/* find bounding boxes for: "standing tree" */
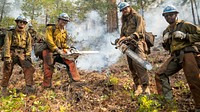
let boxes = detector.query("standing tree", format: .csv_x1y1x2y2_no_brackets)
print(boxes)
0,0,11,22
107,0,118,32
193,0,200,25
21,0,42,23
190,0,196,24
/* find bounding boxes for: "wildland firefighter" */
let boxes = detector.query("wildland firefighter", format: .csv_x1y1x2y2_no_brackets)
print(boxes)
28,23,37,45
42,13,81,88
116,2,150,96
1,15,35,96
155,5,200,111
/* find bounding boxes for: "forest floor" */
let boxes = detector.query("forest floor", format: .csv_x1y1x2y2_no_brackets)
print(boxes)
0,49,196,112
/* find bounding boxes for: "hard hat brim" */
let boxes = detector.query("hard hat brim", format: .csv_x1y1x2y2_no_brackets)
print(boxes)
15,20,28,23
162,11,179,16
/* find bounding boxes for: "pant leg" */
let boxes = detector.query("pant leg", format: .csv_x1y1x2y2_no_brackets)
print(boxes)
127,56,140,86
42,50,54,87
63,59,80,81
19,57,35,86
182,53,200,109
133,42,149,86
155,57,182,100
1,61,14,87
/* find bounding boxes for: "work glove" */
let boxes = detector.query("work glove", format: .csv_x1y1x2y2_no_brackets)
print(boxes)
120,43,128,53
25,55,32,63
172,31,187,40
55,48,66,55
4,57,12,67
163,32,170,42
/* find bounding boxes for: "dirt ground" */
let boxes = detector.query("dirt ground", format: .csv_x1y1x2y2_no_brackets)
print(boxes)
0,49,197,112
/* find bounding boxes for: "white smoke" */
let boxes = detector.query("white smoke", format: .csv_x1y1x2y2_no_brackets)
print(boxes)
67,11,121,71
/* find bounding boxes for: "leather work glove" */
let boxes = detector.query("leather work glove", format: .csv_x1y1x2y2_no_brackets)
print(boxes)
172,31,187,40
4,57,12,67
63,48,71,54
163,32,170,42
55,48,66,55
25,55,32,63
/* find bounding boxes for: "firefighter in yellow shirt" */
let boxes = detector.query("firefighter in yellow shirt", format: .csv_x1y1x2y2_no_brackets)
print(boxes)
42,13,80,88
1,15,35,96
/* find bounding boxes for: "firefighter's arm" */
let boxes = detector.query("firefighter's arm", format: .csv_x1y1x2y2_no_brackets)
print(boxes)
3,31,12,60
162,32,170,51
45,26,57,52
184,22,200,43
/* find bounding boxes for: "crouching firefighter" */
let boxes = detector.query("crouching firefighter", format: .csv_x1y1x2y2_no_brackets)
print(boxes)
42,13,81,88
1,15,35,96
155,5,200,111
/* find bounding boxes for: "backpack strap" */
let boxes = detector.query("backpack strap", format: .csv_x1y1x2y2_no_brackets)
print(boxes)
176,20,185,31
52,25,56,38
11,30,29,48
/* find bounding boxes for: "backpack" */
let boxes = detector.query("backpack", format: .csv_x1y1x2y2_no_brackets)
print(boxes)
0,28,7,49
34,24,56,59
144,31,156,54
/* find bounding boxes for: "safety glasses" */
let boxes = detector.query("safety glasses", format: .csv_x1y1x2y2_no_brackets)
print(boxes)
19,21,27,24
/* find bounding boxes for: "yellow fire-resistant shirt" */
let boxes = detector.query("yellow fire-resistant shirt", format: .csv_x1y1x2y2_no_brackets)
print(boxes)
45,24,69,52
3,28,32,58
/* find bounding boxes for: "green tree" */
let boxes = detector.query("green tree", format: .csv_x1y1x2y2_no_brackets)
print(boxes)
21,0,43,22
0,17,15,27
39,0,75,24
0,0,12,22
74,0,109,21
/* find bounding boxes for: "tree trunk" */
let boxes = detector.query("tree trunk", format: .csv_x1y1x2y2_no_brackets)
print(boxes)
190,0,196,24
0,0,6,22
107,0,118,33
31,0,35,21
193,0,200,25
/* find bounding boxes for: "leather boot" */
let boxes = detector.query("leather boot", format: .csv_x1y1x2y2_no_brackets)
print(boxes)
134,85,143,96
25,85,35,94
1,87,9,97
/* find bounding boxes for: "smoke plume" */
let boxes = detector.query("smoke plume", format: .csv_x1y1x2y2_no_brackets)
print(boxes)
67,11,121,71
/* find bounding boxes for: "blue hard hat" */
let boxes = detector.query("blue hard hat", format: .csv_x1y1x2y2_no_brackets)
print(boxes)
15,15,28,23
118,2,130,12
58,13,70,21
162,5,179,16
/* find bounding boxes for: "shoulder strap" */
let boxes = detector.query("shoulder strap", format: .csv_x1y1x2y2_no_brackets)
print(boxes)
11,30,15,44
52,25,56,37
176,20,185,31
